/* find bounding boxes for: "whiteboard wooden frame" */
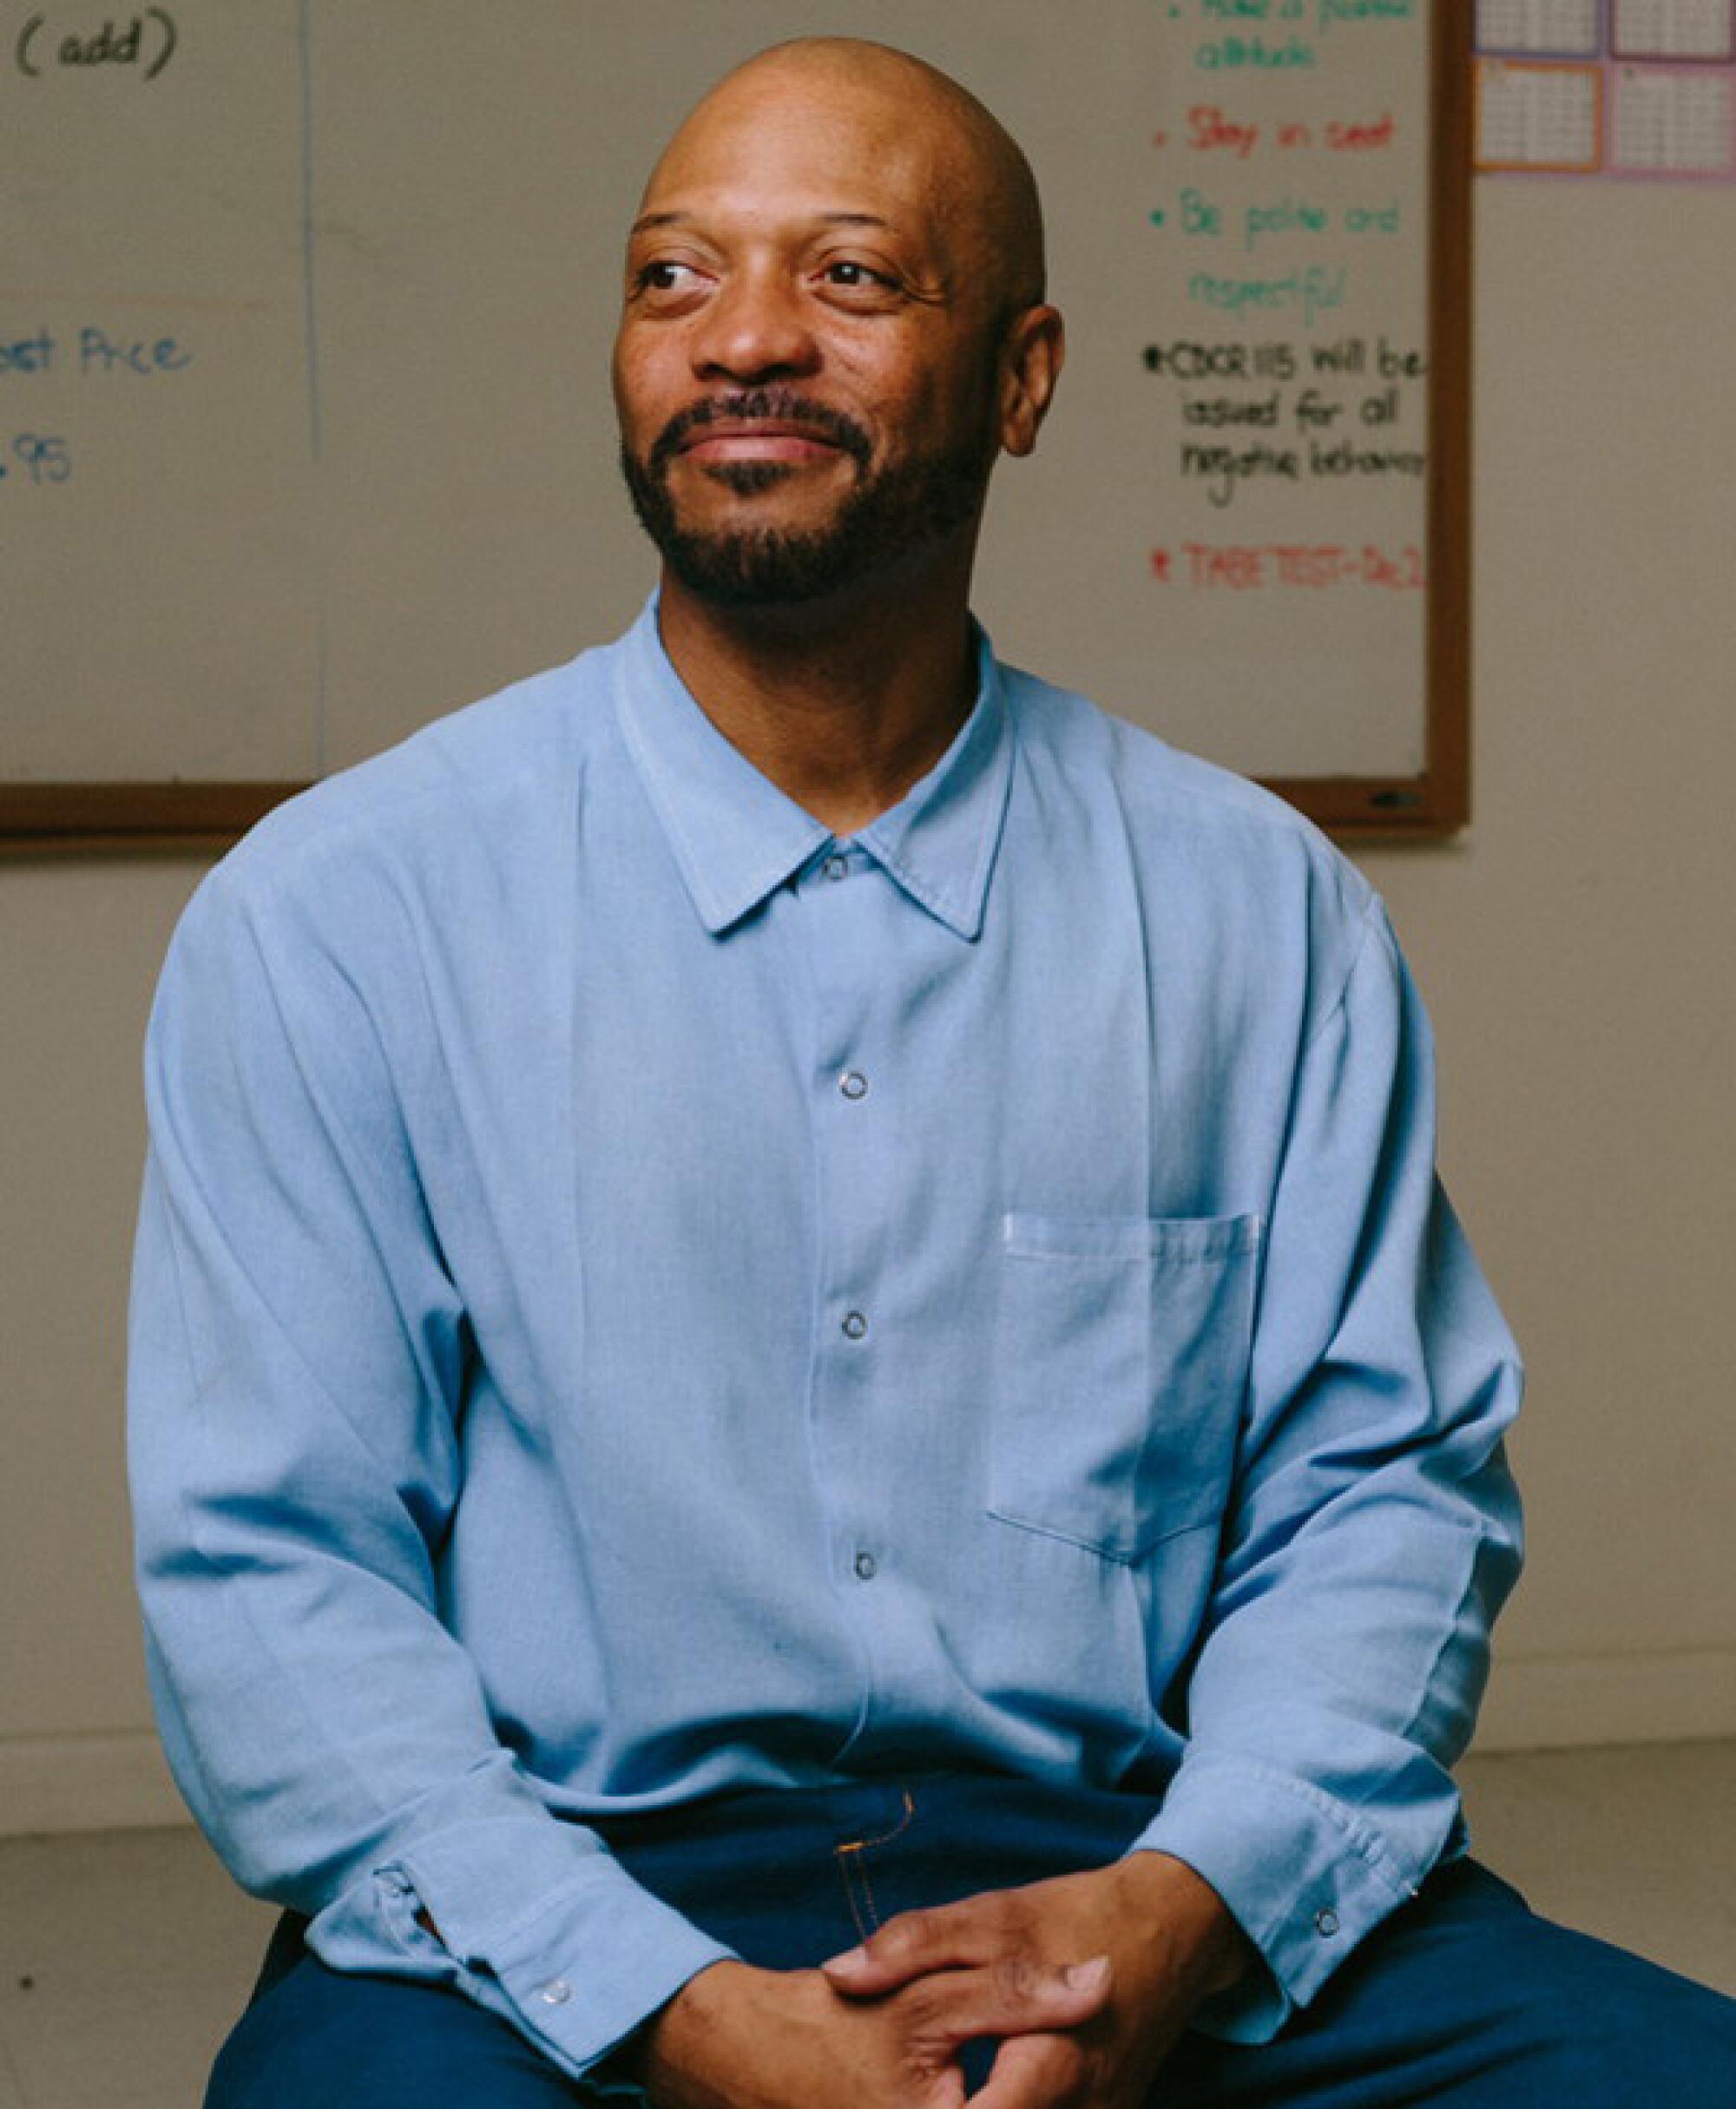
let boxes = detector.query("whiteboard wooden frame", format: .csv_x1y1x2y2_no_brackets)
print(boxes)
2,6,1471,853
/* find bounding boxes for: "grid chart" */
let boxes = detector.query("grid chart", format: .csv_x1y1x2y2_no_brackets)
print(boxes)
1475,0,1736,175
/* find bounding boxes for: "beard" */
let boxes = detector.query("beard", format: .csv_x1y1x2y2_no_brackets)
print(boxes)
619,387,995,608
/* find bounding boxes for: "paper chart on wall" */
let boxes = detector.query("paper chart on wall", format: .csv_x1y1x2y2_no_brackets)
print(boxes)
1476,0,1736,175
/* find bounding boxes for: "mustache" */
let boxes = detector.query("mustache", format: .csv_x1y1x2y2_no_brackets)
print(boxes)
649,389,873,471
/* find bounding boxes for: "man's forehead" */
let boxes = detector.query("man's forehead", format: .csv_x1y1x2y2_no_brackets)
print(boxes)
631,206,905,240
636,61,966,226
632,41,1046,307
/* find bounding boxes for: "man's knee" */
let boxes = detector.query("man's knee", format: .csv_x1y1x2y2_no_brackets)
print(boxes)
206,1955,583,2109
1538,1960,1736,2105
1394,1889,1736,2107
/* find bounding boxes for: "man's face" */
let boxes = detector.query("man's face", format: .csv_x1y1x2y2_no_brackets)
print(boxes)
612,67,1010,607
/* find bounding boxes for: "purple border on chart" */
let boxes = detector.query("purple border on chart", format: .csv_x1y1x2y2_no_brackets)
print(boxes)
1610,0,1735,63
1472,0,1736,184
1474,0,1608,60
1607,59,1736,175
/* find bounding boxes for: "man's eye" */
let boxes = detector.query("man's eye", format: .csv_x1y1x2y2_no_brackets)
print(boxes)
636,260,698,294
822,260,894,291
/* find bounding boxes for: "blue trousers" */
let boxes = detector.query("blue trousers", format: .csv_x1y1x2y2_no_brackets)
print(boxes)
208,1773,1736,2106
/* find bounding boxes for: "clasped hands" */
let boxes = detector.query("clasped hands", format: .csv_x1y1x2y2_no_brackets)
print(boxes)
635,1850,1251,2109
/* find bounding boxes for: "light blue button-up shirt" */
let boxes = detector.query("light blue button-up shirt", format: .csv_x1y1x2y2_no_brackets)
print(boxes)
128,599,1522,2080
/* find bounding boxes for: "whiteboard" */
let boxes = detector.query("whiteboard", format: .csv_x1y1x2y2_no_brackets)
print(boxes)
0,0,1464,839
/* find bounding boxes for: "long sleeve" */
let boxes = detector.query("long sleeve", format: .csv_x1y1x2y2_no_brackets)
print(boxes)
127,864,731,2081
1133,899,1524,2040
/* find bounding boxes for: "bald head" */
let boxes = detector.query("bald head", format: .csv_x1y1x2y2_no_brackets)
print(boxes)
644,38,1048,320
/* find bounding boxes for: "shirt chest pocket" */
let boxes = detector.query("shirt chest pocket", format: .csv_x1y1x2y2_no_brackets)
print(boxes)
990,1212,1261,1563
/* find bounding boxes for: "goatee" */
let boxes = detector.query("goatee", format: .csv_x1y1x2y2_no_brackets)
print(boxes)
620,388,993,607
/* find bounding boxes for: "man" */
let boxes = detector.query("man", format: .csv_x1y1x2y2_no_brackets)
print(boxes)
129,36,1734,2109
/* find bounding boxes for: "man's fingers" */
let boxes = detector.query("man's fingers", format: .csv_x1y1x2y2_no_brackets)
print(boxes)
970,2028,1088,2109
897,1956,1113,2054
825,1899,1003,1994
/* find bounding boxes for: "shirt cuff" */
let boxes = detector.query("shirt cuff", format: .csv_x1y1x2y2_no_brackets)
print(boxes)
1129,1752,1424,2043
316,1810,735,2081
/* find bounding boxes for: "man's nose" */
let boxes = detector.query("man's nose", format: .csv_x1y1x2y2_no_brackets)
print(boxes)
689,268,820,382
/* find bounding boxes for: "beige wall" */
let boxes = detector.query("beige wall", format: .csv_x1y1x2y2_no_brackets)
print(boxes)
1366,178,1736,1749
3,177,1732,1835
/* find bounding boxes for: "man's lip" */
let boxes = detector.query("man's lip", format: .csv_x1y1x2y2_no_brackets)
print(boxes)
676,424,846,457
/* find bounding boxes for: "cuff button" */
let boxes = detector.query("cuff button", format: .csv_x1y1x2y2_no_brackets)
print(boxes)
538,1979,572,2006
1314,1908,1340,1938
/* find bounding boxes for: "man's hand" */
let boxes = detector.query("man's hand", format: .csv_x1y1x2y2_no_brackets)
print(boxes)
819,1851,1254,2109
635,1951,1115,2109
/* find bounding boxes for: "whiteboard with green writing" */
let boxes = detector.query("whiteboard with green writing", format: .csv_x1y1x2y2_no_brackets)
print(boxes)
0,0,1465,842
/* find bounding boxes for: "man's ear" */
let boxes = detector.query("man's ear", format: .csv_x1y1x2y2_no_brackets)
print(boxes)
997,305,1066,458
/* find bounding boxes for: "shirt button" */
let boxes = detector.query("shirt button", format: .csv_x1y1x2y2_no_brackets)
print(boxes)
854,1551,878,1580
839,1071,868,1100
823,855,848,882
842,1311,868,1341
1314,1909,1340,1938
538,1978,572,2005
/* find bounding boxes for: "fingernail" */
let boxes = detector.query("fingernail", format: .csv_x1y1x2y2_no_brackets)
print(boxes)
1063,1956,1110,1990
824,1946,867,1974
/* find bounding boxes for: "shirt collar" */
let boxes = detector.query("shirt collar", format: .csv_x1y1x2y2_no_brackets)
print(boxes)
613,595,1013,942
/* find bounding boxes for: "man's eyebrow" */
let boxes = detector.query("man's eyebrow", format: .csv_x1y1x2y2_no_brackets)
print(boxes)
628,209,897,237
